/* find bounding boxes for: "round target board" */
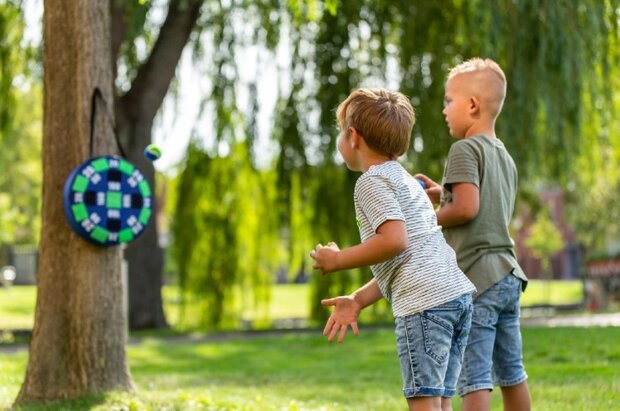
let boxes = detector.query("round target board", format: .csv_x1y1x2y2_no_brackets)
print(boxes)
63,155,152,246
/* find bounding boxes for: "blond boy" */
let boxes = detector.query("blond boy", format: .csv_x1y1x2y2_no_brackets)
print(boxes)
416,58,532,411
311,88,475,411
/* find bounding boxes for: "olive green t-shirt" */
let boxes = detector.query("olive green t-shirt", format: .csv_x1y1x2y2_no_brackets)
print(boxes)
440,135,527,296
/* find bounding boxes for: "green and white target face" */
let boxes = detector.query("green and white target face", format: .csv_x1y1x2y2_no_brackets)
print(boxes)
63,156,152,246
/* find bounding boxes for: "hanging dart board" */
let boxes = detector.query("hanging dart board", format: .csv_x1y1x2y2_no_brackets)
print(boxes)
63,155,152,246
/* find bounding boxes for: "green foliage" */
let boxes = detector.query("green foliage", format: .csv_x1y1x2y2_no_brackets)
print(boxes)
0,1,41,246
169,0,620,326
0,1,20,133
525,206,565,275
171,143,280,329
484,1,619,185
273,1,620,320
8,0,619,328
567,57,620,253
114,0,153,91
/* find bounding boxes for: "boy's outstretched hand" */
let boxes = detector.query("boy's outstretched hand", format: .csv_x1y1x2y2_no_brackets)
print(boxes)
321,295,361,343
413,173,442,204
309,241,340,275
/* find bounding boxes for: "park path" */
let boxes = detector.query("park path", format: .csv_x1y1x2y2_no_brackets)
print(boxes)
520,311,620,327
1,311,620,354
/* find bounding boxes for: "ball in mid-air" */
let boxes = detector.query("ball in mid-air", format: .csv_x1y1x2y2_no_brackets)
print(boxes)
144,144,162,161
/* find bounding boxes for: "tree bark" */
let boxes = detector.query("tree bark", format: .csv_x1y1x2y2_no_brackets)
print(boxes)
120,119,168,330
114,0,203,330
15,0,133,404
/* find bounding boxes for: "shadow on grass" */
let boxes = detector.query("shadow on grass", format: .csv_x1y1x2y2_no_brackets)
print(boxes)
2,327,620,410
128,329,401,396
8,393,107,411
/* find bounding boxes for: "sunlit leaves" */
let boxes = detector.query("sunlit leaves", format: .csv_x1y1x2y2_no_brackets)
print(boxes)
0,1,41,246
324,0,337,16
567,60,620,254
270,0,620,318
0,1,22,134
166,0,620,327
114,0,154,91
172,143,279,328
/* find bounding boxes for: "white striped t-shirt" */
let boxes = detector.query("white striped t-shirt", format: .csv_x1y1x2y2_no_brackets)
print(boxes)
354,161,475,317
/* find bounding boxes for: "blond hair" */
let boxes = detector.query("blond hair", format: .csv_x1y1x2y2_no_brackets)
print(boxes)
448,58,507,118
336,88,415,158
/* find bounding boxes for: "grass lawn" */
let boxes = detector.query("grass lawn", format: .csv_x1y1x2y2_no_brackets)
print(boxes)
0,280,585,331
0,327,619,410
0,287,37,330
163,283,313,330
520,280,584,307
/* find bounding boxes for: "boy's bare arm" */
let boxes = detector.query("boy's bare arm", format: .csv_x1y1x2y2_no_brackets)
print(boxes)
351,277,384,308
321,278,383,343
310,220,407,275
436,182,479,227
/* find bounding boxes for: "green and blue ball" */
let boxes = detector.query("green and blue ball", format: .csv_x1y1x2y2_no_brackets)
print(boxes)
144,144,162,161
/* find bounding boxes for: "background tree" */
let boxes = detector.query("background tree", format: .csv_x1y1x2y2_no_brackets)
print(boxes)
567,49,620,256
15,0,133,404
110,0,203,330
170,0,297,328
0,0,41,249
263,0,617,321
166,0,620,327
525,206,565,301
5,0,620,331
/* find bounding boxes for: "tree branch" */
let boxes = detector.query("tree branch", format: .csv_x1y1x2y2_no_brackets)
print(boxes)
109,0,128,66
119,0,203,122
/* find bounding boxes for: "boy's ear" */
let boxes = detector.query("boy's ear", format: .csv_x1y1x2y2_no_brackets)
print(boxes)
469,96,480,114
349,127,362,148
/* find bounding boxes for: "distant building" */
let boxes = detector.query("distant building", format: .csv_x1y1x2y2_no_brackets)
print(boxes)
514,188,583,280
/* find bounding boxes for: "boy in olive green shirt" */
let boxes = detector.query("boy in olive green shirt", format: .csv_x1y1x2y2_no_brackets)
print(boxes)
416,58,531,411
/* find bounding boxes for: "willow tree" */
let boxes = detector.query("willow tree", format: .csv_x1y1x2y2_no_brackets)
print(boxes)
111,0,282,330
460,1,620,258
273,0,620,320
567,45,620,254
168,0,375,329
171,0,290,328
295,0,619,187
0,1,41,248
167,0,620,327
16,0,133,405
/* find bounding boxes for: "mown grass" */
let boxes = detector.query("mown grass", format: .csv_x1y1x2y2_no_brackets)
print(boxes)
0,327,619,410
0,287,36,330
0,280,585,331
520,280,583,306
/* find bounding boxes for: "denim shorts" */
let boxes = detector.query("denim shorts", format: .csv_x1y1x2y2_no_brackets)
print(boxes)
457,274,528,396
395,293,473,398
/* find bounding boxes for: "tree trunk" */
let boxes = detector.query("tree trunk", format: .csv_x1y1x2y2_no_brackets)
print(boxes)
123,119,167,329
113,0,203,330
15,0,133,404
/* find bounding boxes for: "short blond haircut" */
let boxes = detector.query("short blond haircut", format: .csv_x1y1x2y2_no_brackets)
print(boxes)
448,58,507,118
336,88,415,158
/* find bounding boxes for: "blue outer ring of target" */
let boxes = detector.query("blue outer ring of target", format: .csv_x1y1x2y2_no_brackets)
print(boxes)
62,155,152,246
